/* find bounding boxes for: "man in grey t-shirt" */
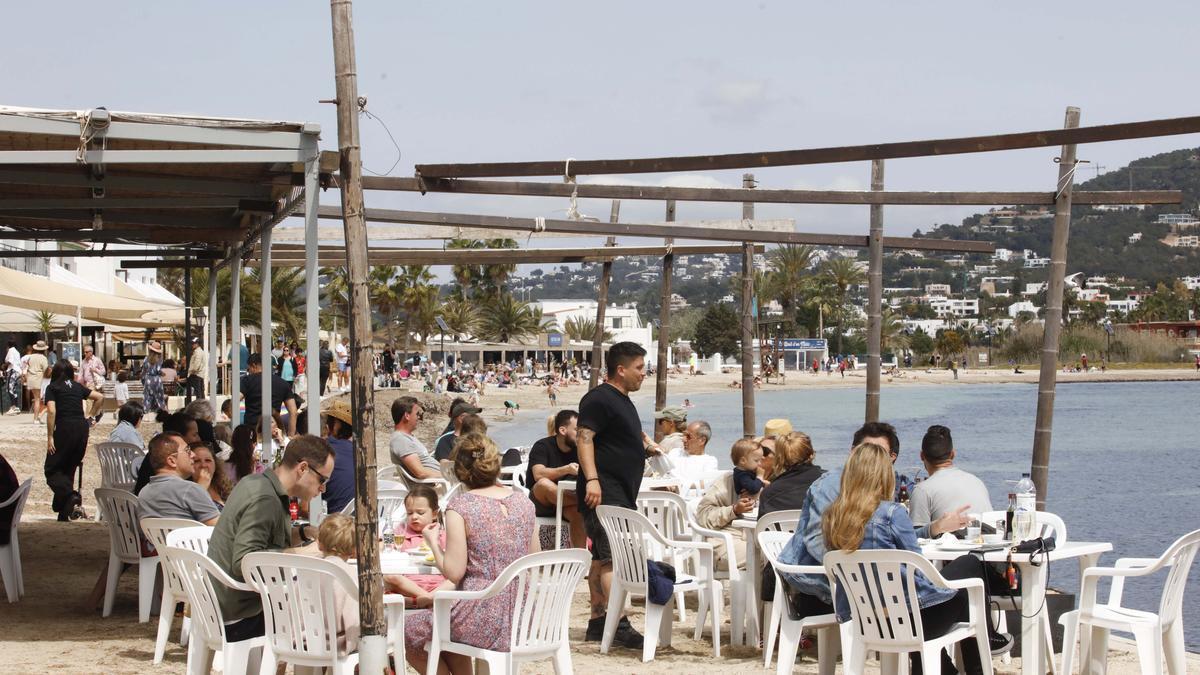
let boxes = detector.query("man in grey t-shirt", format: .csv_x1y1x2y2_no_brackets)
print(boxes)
388,396,441,479
909,424,992,527
136,432,220,525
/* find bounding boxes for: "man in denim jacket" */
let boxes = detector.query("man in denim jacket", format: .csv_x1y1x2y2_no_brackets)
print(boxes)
779,421,971,610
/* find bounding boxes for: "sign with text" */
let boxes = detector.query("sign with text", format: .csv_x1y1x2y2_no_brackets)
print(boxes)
547,332,564,347
781,338,827,350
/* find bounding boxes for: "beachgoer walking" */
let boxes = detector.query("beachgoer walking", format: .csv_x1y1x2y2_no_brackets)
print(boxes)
45,360,104,521
187,338,208,398
141,341,166,418
1081,353,1088,371
26,341,49,423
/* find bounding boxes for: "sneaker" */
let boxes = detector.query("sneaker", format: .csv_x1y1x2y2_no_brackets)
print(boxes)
612,618,644,650
584,616,606,641
989,631,1014,656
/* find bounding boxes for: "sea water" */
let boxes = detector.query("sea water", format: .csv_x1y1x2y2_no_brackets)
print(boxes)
490,379,1200,649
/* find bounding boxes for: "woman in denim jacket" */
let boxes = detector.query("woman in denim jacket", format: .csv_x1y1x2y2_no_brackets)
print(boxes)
814,443,1009,674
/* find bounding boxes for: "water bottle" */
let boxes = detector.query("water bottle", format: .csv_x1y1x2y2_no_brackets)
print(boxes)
1014,473,1037,541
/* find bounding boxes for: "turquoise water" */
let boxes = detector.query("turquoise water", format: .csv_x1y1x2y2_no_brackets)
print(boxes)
491,379,1200,649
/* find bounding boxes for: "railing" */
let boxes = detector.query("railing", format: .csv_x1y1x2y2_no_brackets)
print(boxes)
0,243,48,276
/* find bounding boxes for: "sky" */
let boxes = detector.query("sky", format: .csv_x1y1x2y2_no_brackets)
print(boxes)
6,1,1200,270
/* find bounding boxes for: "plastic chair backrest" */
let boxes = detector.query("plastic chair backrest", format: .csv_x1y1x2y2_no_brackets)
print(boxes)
94,488,145,564
1158,528,1200,621
597,506,664,589
635,490,691,557
503,549,590,651
825,549,951,651
681,470,730,501
376,466,397,481
163,544,241,647
378,479,403,491
166,525,214,555
242,551,358,664
755,509,801,545
757,529,793,566
141,518,203,594
96,442,144,491
0,479,32,542
341,486,409,520
980,509,1067,543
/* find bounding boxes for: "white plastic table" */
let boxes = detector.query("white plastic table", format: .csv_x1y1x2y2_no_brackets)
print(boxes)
377,549,439,576
730,517,761,647
554,476,682,550
922,539,1112,675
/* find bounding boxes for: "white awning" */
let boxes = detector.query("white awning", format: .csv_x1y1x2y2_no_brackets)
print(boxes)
0,265,184,325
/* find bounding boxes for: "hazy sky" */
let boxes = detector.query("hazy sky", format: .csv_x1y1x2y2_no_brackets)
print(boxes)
7,2,1200,250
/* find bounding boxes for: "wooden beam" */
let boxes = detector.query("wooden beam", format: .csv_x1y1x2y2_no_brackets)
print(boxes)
414,115,1200,178
0,197,275,211
0,226,244,244
0,209,236,229
120,259,216,269
315,206,995,252
359,175,1180,206
0,168,275,198
0,248,217,259
255,246,754,267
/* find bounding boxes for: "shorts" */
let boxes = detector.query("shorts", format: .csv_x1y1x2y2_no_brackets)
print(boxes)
337,361,349,373
582,507,611,562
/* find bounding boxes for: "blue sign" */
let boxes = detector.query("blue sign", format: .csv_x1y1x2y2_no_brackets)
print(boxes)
547,332,564,347
781,338,827,350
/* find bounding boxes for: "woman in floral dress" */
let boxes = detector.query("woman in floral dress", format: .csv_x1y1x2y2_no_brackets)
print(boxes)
406,432,536,675
140,340,166,418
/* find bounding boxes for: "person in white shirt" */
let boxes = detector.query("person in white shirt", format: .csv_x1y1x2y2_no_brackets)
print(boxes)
187,338,208,399
908,424,993,528
335,338,350,391
669,420,719,480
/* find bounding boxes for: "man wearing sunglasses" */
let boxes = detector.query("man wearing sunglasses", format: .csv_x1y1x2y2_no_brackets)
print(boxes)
208,434,335,642
136,431,220,526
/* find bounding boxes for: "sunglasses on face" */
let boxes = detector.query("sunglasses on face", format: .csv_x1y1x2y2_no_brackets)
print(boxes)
309,464,330,487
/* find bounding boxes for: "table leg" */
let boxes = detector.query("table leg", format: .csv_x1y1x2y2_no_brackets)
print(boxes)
745,534,760,646
1020,561,1047,675
1076,554,1107,675
554,484,565,551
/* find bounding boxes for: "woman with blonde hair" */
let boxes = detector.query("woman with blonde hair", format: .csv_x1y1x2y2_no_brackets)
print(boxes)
823,442,1009,675
404,432,537,675
757,431,824,601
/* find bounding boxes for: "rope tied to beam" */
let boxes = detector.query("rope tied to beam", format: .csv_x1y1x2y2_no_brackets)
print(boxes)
75,110,109,164
1054,157,1084,201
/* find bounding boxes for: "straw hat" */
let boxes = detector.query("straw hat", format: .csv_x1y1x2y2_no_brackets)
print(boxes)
763,418,793,438
32,340,47,351
147,340,163,354
323,399,354,427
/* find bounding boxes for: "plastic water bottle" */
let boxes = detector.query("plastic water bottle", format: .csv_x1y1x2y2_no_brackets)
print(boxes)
1014,473,1037,541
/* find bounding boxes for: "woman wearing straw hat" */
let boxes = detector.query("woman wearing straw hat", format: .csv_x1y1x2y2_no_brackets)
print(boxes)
141,340,166,418
25,341,49,423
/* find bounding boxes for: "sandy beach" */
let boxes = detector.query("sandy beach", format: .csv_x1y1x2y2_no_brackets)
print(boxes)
1,367,1196,674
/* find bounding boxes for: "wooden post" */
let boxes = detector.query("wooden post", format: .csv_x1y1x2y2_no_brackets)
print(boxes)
1031,107,1081,510
184,267,193,405
260,230,273,452
741,174,756,438
230,254,241,419
303,137,321,436
589,201,619,390
865,159,885,422
207,265,218,401
655,200,675,427
328,0,386,669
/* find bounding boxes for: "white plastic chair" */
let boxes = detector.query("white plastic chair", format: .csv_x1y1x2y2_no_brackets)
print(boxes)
825,549,993,675
162,545,268,675
636,490,698,622
1060,528,1200,675
94,487,158,622
96,441,145,492
425,549,590,675
981,508,1066,669
141,517,203,663
512,470,567,550
498,461,523,488
242,551,365,675
596,505,723,662
758,530,841,675
754,510,802,668
341,487,409,523
165,525,214,554
0,479,32,602
378,479,404,491
679,470,730,502
395,461,452,496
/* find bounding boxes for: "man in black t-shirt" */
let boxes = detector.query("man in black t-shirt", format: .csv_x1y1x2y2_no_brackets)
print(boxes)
318,341,334,397
240,354,299,437
526,409,582,546
577,341,663,648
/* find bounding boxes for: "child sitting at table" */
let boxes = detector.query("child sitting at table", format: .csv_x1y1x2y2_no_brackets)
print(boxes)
316,514,361,654
731,438,769,497
384,484,451,608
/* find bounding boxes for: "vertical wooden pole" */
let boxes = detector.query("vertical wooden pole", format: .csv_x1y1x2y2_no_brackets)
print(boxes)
230,254,241,420
589,201,619,390
1031,106,1081,511
741,174,756,439
303,137,321,436
260,230,273,450
654,200,675,429
329,0,385,669
865,159,885,423
184,268,193,405
207,265,218,401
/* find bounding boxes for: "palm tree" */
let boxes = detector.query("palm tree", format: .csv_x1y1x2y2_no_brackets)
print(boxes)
32,310,56,343
441,298,478,341
248,267,306,343
395,265,436,354
821,257,866,354
480,238,518,299
563,316,613,343
767,244,815,332
879,307,911,354
369,266,400,344
477,294,546,343
320,266,351,332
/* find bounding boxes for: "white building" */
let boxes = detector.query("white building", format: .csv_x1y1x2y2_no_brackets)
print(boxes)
1156,213,1199,226
925,283,952,297
1128,232,1143,243
1024,282,1047,296
903,319,946,336
1167,234,1200,248
930,298,979,318
1106,298,1139,315
1024,257,1050,268
992,248,1014,262
535,299,653,351
1008,301,1039,318
1183,276,1200,291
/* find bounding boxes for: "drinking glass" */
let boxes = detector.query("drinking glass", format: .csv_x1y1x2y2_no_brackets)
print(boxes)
966,516,982,544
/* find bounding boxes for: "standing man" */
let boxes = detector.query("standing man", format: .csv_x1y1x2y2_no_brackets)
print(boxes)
318,340,334,398
208,435,334,641
389,396,441,481
335,337,350,392
187,338,208,399
577,341,662,648
239,354,299,437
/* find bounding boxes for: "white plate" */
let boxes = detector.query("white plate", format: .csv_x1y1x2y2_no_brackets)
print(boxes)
938,541,982,551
